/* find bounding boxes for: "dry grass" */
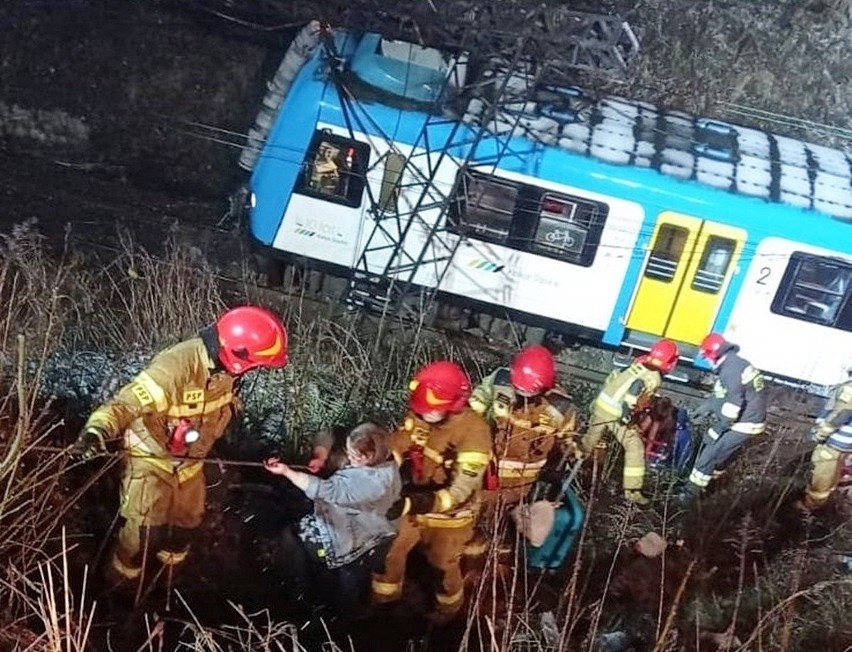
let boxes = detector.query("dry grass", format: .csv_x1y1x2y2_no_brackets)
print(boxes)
611,0,852,150
2,220,852,650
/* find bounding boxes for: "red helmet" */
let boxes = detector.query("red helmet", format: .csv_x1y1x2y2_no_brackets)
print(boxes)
641,339,680,373
216,306,288,374
408,361,471,416
699,332,727,364
510,345,556,395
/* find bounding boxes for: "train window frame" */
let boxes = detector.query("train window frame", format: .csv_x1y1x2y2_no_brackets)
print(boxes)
771,252,852,331
644,224,689,283
449,172,519,244
448,170,609,267
294,130,371,208
690,236,736,294
528,193,605,267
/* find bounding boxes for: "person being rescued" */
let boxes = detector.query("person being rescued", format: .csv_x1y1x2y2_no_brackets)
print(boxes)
371,361,492,621
467,345,579,555
582,339,680,506
635,395,678,468
263,422,401,623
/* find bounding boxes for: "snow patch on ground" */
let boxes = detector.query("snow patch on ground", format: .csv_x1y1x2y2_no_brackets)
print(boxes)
0,102,89,147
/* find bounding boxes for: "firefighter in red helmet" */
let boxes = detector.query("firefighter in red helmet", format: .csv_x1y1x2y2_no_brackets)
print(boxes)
467,345,578,553
679,333,766,502
372,361,492,619
72,306,288,583
582,339,679,505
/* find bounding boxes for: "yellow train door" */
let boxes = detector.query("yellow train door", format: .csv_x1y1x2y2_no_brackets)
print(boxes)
625,211,746,345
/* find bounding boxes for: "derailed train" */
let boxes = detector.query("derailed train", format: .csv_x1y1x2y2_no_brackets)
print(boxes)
239,24,852,390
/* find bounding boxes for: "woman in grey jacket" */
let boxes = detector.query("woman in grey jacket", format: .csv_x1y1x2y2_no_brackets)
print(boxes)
264,422,401,620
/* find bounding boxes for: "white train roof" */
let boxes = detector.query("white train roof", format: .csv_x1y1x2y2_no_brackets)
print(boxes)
462,69,852,221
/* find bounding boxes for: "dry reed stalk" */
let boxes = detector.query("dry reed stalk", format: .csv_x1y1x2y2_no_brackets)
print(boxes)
584,504,634,651
557,455,599,649
651,559,697,652
778,537,809,652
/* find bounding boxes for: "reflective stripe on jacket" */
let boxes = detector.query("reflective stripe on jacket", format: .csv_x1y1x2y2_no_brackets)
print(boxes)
391,408,492,520
712,345,766,435
594,363,661,420
85,336,238,478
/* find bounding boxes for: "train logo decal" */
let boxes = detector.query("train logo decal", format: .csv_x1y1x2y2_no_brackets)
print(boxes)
293,219,345,244
467,258,505,273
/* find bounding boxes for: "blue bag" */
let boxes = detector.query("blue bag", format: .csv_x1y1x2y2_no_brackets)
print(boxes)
525,476,585,570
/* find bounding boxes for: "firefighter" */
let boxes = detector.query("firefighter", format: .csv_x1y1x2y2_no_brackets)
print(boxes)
468,345,578,547
681,333,766,500
582,339,680,505
72,305,288,582
797,360,852,511
371,361,492,618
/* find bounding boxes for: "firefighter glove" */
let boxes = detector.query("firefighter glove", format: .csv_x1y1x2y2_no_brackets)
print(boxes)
809,423,833,444
403,488,435,515
386,497,409,520
72,427,108,461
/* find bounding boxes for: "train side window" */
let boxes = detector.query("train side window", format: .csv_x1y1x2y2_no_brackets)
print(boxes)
295,131,370,208
530,195,592,264
451,173,518,243
644,225,689,282
773,253,852,329
691,236,735,293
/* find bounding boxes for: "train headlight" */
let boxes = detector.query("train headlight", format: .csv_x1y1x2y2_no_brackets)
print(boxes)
249,192,257,209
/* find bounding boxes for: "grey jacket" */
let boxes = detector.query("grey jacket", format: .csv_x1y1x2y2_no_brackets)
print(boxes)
302,460,401,569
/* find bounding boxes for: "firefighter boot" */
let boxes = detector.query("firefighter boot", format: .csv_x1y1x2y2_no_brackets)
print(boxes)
671,482,701,508
624,490,650,506
795,494,827,514
106,520,149,588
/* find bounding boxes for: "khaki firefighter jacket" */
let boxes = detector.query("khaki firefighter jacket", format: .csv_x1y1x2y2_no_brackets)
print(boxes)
594,362,661,423
470,367,577,487
815,378,852,452
391,408,492,524
84,333,237,482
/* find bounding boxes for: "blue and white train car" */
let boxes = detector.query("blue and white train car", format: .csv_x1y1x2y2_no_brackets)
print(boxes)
241,24,852,389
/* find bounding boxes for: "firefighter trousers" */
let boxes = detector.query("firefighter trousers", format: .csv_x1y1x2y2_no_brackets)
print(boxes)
372,515,474,614
465,484,534,557
806,443,844,507
113,458,205,579
687,430,749,492
583,408,645,491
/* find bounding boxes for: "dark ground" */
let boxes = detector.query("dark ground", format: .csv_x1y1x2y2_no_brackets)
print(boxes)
0,0,280,258
3,2,852,650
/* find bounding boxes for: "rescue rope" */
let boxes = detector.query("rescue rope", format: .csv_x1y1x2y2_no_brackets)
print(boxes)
2,444,309,470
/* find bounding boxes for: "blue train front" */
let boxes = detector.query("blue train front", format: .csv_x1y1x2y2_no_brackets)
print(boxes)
240,24,852,389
